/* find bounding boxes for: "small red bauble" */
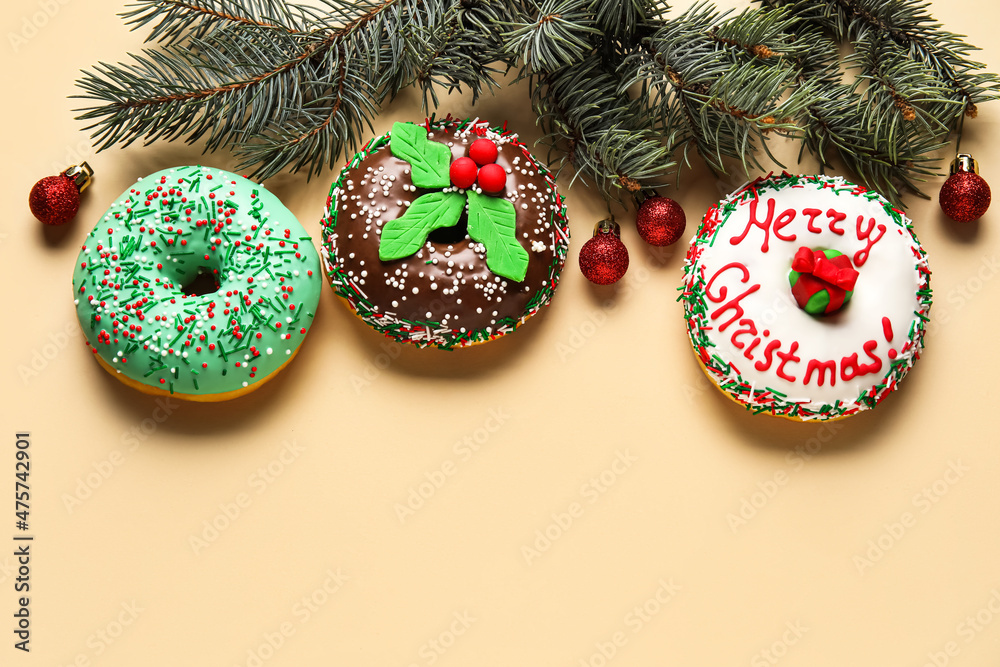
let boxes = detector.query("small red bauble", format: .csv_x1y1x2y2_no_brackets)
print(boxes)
477,163,507,193
940,154,990,222
469,138,499,166
29,163,94,225
636,195,686,246
30,176,79,225
449,157,478,189
579,218,629,285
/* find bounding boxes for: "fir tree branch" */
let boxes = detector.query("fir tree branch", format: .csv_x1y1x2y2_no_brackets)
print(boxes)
236,47,366,177
76,0,520,180
760,0,1000,117
505,0,603,73
784,29,939,204
508,0,673,199
833,0,993,114
850,33,958,137
531,55,673,197
404,1,518,109
122,0,308,42
757,0,999,203
593,0,656,44
626,3,814,175
73,0,1000,206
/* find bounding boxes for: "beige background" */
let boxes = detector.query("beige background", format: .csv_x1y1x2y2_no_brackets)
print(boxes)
3,0,1000,665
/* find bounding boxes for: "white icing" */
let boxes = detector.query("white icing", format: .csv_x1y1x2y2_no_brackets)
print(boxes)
691,177,925,413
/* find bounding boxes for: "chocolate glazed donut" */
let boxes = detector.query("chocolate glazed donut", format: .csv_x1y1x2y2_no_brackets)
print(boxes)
321,117,571,349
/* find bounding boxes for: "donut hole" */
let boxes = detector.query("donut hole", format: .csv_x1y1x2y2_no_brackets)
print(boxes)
427,211,469,244
181,267,222,297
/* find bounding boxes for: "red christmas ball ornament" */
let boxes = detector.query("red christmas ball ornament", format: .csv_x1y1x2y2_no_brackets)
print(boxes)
469,138,498,166
477,163,507,193
579,218,629,285
636,195,686,246
29,163,94,225
940,153,990,222
30,176,79,225
449,157,478,189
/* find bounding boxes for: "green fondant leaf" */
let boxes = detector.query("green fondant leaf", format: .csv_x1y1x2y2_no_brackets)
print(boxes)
379,192,466,261
390,122,452,189
466,191,528,282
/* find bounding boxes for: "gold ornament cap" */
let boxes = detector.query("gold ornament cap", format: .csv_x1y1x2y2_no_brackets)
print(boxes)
594,217,621,237
62,162,94,192
950,153,979,176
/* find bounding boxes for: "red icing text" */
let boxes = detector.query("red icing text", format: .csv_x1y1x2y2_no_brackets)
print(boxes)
705,259,899,387
728,197,887,264
705,191,899,391
705,262,761,332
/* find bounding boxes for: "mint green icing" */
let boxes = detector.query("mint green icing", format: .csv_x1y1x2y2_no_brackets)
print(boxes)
71,166,322,396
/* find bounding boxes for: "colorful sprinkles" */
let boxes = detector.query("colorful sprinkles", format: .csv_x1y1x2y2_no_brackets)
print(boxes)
72,166,322,397
679,173,933,421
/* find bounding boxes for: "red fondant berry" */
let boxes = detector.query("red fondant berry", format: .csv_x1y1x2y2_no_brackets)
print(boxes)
450,157,478,189
477,163,507,193
469,138,499,166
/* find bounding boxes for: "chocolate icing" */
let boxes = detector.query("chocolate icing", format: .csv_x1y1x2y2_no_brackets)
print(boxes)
327,122,562,334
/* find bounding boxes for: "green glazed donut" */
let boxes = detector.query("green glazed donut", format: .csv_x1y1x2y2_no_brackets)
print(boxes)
72,166,322,401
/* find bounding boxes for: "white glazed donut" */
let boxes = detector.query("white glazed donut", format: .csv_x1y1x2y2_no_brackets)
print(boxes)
681,173,931,421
